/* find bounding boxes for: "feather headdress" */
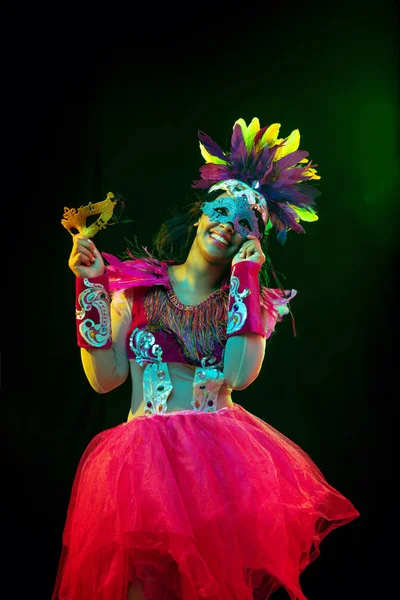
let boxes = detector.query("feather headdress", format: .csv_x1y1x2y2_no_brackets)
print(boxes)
192,117,321,244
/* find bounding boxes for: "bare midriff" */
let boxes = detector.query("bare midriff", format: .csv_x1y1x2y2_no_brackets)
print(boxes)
127,360,233,421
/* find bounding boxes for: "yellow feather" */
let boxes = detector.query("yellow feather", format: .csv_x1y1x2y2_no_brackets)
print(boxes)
233,118,259,152
302,167,321,180
199,142,228,165
247,117,260,135
274,129,300,161
260,123,281,148
233,118,247,132
245,117,260,151
289,204,319,222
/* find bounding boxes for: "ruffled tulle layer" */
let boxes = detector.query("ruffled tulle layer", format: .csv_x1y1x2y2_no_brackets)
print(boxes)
52,403,359,600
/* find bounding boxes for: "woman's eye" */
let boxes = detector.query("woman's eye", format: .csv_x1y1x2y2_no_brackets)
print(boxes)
239,220,251,230
215,207,228,215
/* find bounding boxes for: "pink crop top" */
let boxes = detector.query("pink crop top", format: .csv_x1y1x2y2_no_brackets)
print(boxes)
104,251,296,372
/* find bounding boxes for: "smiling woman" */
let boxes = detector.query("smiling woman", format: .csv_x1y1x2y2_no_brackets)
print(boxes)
151,184,271,289
52,117,359,600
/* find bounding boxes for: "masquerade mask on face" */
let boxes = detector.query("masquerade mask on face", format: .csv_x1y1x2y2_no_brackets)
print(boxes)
201,180,269,240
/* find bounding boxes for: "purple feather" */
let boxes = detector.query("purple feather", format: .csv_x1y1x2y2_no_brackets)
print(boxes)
259,162,274,185
270,203,305,234
192,179,218,190
253,145,274,179
192,164,234,189
275,167,307,186
198,131,228,162
199,163,233,180
258,150,276,182
230,123,248,169
293,184,321,204
282,207,306,233
268,183,319,207
275,150,309,171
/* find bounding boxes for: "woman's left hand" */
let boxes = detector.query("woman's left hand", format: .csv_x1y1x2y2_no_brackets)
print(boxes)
231,234,266,267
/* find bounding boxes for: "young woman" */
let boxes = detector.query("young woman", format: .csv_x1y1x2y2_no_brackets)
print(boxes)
53,118,359,600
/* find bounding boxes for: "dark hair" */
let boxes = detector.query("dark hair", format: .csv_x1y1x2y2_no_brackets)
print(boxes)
123,190,273,287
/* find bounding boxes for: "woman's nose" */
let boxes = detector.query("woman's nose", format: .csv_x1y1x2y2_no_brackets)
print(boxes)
221,221,234,233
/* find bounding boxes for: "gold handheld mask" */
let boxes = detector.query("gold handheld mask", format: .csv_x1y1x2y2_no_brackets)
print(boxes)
61,192,118,238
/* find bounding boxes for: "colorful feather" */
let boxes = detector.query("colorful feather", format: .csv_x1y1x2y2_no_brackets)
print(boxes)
230,123,249,169
234,117,260,152
289,204,319,222
192,117,321,244
198,131,228,164
275,150,309,172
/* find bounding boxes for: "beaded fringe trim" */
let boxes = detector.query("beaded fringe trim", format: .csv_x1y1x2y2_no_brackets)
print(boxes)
143,287,229,365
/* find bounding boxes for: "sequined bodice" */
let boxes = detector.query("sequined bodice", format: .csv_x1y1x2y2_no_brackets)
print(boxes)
125,278,230,417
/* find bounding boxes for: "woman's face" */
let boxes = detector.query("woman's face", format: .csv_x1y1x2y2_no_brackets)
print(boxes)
194,209,245,265
201,188,264,241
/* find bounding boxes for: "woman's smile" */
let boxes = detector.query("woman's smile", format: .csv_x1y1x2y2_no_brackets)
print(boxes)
208,231,230,248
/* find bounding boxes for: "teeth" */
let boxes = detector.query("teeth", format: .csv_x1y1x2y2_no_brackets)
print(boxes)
210,233,228,246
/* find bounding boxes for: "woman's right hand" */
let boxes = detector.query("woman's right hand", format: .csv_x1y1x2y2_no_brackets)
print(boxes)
68,235,105,278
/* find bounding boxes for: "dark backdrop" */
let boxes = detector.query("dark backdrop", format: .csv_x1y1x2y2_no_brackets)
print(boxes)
15,2,398,598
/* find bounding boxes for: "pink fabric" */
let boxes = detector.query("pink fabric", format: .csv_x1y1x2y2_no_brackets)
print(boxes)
260,287,297,337
227,261,266,338
52,403,359,600
102,252,173,292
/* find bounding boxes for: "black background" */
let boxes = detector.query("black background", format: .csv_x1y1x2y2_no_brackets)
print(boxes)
11,1,399,598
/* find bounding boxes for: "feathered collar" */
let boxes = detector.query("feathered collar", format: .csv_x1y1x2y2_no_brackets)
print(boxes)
102,251,297,327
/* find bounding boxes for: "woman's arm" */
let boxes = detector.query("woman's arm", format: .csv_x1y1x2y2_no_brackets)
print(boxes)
223,238,269,390
80,289,132,394
68,235,133,394
223,308,269,390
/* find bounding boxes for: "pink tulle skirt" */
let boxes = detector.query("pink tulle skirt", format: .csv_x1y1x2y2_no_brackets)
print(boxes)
52,403,359,600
